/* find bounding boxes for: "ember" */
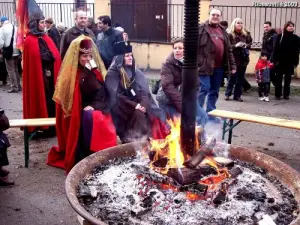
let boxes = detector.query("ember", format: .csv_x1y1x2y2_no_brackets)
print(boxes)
77,157,298,225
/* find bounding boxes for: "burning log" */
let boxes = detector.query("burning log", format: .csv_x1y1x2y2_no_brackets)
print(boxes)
183,136,217,169
213,157,235,169
213,182,229,205
167,167,203,186
183,150,211,169
180,183,208,196
131,163,168,184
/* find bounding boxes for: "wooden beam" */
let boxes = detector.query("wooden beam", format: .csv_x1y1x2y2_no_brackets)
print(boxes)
208,109,300,130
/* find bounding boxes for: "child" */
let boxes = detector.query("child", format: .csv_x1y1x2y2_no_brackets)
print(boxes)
255,54,273,102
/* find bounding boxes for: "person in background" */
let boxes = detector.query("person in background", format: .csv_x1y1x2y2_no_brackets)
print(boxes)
60,10,96,59
96,15,123,69
225,18,252,102
16,0,61,136
56,22,66,36
0,49,8,86
0,16,21,93
87,17,99,37
0,108,14,186
261,21,277,86
47,36,117,173
255,53,274,102
156,39,207,128
271,21,300,100
197,8,236,123
45,17,61,50
106,48,169,143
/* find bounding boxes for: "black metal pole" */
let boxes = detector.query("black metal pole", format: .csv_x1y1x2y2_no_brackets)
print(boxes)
180,0,200,159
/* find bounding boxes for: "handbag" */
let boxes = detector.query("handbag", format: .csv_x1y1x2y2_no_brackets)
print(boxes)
3,25,15,60
0,109,10,131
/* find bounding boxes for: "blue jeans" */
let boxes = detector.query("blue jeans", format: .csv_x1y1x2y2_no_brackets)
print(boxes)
158,102,208,128
225,66,246,99
198,68,224,116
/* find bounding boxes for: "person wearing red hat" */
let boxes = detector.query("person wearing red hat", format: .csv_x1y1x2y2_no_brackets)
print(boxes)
16,0,61,136
47,36,117,173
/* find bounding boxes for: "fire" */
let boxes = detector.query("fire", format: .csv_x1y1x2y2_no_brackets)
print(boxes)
199,157,230,191
149,116,230,200
150,117,185,170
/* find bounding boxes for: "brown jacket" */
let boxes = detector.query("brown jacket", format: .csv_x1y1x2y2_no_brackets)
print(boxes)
160,53,183,112
60,26,96,59
198,21,236,75
229,31,252,67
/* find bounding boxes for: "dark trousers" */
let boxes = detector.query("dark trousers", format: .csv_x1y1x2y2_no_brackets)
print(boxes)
275,72,292,98
258,82,270,97
225,66,247,99
243,77,252,91
0,61,8,85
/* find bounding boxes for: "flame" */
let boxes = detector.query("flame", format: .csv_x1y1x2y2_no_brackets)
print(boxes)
149,116,230,199
199,157,230,191
150,117,185,170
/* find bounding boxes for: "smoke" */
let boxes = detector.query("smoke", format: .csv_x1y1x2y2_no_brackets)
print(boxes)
204,120,231,158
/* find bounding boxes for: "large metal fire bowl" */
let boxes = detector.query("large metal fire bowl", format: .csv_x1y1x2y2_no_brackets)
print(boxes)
65,141,300,225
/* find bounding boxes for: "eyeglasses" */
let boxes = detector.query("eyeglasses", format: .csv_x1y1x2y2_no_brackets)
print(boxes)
236,22,243,24
211,14,221,17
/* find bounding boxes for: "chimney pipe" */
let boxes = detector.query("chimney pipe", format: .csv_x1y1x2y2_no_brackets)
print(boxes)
180,0,200,159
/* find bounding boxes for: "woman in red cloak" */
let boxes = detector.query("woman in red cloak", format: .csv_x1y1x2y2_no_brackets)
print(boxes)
16,0,61,135
47,36,117,173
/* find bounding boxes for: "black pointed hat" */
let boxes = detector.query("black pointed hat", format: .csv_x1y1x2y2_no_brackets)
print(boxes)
27,0,44,22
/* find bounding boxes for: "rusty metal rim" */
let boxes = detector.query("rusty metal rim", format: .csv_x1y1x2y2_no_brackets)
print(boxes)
65,142,300,225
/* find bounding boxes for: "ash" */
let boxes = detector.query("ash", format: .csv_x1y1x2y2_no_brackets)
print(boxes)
77,157,298,225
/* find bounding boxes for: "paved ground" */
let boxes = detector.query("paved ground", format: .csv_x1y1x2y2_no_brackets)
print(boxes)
0,75,300,225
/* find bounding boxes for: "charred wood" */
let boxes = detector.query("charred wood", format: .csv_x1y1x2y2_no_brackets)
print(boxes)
213,182,229,205
183,150,211,169
167,167,203,186
152,158,169,168
179,183,208,196
229,166,243,178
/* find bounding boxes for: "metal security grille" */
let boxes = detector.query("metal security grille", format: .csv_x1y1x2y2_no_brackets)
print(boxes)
0,2,94,29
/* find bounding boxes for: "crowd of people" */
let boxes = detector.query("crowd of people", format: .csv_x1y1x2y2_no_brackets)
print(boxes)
0,4,299,185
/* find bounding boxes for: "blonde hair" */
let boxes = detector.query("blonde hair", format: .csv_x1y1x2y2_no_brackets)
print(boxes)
229,18,248,37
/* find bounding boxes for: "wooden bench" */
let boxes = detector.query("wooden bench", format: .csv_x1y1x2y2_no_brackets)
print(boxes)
9,118,56,168
208,109,300,144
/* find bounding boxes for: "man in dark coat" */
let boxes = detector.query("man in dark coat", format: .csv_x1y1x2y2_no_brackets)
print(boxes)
60,10,96,59
45,17,61,50
96,15,123,69
261,21,277,86
197,8,236,122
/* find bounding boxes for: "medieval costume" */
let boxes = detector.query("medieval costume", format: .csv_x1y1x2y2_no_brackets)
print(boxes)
47,36,117,173
16,0,61,134
106,51,169,143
